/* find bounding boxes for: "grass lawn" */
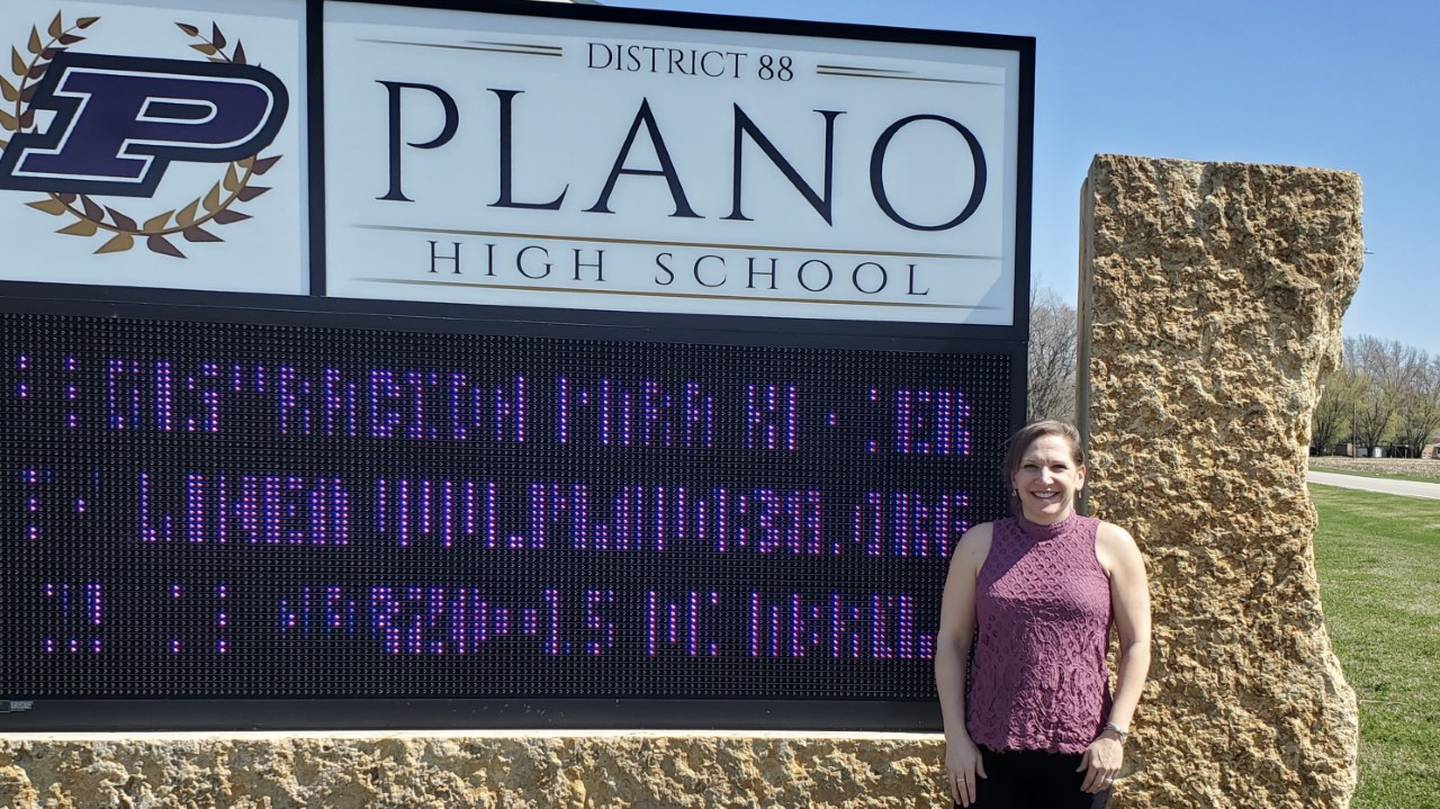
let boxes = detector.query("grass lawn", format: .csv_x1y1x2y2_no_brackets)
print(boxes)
1310,484,1440,808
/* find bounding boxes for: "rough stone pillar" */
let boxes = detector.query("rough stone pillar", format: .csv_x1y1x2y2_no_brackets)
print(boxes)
1078,155,1362,808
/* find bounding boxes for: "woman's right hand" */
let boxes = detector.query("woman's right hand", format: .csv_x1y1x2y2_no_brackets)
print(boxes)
945,734,988,806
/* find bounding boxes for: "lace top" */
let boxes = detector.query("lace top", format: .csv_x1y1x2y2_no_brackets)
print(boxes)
965,512,1112,753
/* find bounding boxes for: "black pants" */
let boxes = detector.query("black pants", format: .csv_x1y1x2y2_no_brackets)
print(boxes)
955,746,1112,809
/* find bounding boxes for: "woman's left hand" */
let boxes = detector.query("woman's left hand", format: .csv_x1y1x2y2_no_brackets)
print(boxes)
1076,736,1123,793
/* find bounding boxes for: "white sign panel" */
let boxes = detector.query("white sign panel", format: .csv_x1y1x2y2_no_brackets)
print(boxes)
0,0,307,294
324,3,1023,325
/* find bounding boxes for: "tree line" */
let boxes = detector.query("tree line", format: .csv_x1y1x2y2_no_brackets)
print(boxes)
1311,335,1440,458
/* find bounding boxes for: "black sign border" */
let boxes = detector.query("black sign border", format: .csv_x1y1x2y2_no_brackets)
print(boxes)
0,0,1035,732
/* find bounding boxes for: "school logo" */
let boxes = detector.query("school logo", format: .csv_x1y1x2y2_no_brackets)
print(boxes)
0,13,288,257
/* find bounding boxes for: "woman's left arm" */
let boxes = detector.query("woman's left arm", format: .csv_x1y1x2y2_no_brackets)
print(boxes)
1078,522,1152,793
1102,522,1152,734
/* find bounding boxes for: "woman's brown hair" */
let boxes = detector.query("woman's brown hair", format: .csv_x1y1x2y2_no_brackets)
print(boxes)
1001,420,1085,514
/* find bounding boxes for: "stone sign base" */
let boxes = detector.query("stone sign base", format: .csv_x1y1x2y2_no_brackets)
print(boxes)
1,731,950,808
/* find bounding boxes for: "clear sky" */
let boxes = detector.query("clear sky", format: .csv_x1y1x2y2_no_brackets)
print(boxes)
607,0,1440,352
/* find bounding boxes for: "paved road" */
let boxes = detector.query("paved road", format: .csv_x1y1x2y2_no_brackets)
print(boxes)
1307,471,1440,500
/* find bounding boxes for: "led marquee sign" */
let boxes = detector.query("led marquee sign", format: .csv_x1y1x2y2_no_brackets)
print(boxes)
0,0,1033,731
1,310,1015,726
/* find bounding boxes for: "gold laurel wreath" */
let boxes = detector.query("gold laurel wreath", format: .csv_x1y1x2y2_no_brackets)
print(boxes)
0,13,282,258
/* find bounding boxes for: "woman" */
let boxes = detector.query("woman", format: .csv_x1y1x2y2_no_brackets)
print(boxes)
935,420,1151,808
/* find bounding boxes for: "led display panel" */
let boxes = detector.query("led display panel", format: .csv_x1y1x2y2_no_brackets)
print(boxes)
1,312,1011,702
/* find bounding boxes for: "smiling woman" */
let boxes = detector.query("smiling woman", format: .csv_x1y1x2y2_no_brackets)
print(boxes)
935,420,1153,809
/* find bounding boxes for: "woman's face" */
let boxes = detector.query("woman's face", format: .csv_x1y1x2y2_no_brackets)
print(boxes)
1011,433,1085,524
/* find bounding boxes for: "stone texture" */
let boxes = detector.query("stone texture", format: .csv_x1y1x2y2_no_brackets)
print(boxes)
0,732,955,808
1078,155,1363,808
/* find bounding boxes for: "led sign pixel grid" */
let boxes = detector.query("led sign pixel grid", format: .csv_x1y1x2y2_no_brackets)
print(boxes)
1,313,1010,700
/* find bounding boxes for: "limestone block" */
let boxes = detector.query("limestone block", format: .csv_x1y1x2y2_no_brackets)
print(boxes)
0,731,954,808
1078,155,1362,808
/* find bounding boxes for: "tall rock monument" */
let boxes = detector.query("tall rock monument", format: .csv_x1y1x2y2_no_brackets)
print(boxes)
1079,155,1362,808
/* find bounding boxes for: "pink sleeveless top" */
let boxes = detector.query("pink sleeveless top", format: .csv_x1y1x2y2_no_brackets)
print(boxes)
966,512,1112,753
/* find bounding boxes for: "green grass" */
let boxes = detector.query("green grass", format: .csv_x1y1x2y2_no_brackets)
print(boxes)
1310,484,1440,808
1308,461,1440,485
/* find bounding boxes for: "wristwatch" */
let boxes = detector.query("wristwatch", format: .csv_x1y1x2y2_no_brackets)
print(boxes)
1102,722,1129,743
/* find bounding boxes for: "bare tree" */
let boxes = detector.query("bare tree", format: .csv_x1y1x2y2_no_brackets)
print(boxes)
1345,335,1412,454
1311,365,1359,454
1027,287,1077,423
1394,354,1440,457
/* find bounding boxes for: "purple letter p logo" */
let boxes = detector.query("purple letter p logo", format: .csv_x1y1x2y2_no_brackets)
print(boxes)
0,52,287,197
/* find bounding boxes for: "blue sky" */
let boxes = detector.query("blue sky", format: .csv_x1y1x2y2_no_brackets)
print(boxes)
609,0,1440,352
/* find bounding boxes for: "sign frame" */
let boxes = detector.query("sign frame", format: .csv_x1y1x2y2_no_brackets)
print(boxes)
0,0,1034,732
319,0,1032,327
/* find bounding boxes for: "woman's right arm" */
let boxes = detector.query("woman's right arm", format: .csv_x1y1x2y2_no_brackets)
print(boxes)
935,522,991,807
